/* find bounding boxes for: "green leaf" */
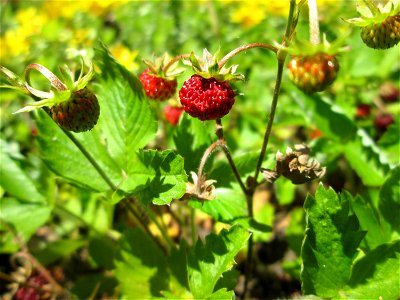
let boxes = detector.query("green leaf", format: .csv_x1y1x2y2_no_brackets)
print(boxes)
0,198,52,253
173,113,213,173
0,141,46,203
123,150,187,205
94,46,157,164
34,239,85,266
290,90,357,142
275,178,296,205
35,110,120,192
350,195,392,251
343,129,391,187
187,225,249,299
378,121,400,165
286,207,306,256
379,166,400,234
114,228,169,299
71,274,118,300
190,187,271,234
340,241,400,299
301,185,366,298
35,46,186,206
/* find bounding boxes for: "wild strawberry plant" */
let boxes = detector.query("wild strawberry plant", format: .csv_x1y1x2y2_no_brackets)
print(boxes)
0,0,399,299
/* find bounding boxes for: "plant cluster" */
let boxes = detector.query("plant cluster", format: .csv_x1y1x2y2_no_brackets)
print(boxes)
0,0,399,299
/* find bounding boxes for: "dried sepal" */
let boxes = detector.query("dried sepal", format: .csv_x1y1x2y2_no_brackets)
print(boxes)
262,144,326,185
183,172,217,202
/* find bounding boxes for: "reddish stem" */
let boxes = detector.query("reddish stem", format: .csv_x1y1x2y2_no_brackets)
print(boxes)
218,43,278,69
162,53,192,74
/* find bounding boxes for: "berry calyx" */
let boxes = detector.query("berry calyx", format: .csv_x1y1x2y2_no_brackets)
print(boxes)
347,0,400,50
139,68,177,101
288,53,339,94
179,75,235,121
163,105,183,126
15,59,99,132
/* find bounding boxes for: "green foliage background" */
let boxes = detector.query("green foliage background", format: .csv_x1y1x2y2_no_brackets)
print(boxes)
0,1,399,299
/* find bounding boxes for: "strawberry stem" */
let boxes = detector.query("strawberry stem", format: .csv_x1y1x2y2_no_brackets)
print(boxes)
242,1,298,299
123,198,170,255
308,0,321,45
218,43,278,69
162,53,191,74
25,64,67,93
62,129,118,191
196,139,222,194
215,119,249,195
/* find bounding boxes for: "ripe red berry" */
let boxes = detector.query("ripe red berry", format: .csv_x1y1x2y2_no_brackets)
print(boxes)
15,274,48,300
179,75,235,121
288,53,339,94
356,104,371,118
163,105,183,126
374,114,395,132
139,68,177,101
50,87,100,133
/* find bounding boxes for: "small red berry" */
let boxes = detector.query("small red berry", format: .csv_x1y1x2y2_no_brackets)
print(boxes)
163,105,183,126
288,53,339,94
356,104,371,118
139,68,177,101
50,87,100,133
374,114,395,132
310,129,323,140
15,274,48,300
179,75,235,121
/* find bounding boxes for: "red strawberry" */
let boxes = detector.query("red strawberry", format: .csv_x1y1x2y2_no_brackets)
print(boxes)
374,113,394,132
50,87,100,132
15,274,49,300
164,105,183,126
139,68,177,101
356,104,371,118
179,75,235,121
288,53,339,94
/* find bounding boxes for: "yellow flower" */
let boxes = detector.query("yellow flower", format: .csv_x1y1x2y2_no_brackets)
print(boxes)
0,7,47,61
110,44,140,72
42,0,128,19
231,1,268,27
229,0,341,27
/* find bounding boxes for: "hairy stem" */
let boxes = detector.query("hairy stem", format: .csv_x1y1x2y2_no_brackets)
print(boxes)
308,0,320,45
162,53,192,74
62,130,117,191
196,140,222,193
219,43,278,69
123,198,168,255
215,119,248,196
242,1,298,298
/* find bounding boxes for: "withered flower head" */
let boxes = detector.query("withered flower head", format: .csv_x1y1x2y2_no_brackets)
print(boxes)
183,172,217,202
262,144,326,184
